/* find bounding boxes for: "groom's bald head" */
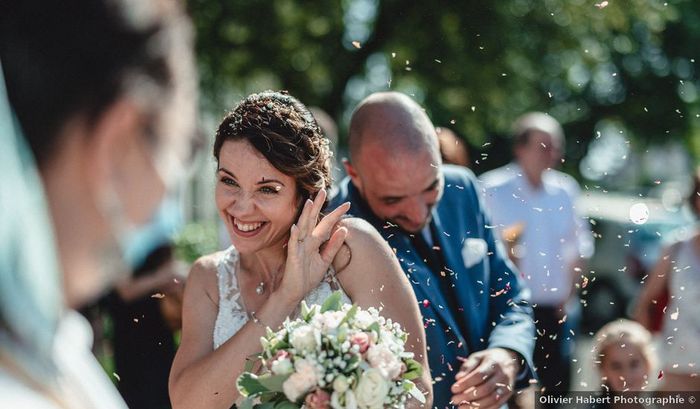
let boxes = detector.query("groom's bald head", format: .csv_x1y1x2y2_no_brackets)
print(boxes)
347,92,440,167
344,92,443,233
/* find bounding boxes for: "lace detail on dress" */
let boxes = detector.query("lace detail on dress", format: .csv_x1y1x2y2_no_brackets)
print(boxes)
212,246,351,349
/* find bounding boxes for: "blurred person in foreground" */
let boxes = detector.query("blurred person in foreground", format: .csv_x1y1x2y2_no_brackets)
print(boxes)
169,91,431,409
480,113,594,399
0,0,197,407
329,91,535,408
634,168,700,391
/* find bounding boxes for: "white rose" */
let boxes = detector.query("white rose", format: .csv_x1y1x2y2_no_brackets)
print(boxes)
332,375,349,393
313,310,345,332
354,310,374,329
271,357,293,376
282,359,317,401
331,390,358,409
366,344,403,380
354,369,389,409
290,325,318,353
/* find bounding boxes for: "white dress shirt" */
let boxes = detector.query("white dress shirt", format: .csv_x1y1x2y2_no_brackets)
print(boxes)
480,163,593,306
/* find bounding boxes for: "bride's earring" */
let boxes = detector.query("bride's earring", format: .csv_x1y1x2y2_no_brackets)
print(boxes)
255,281,265,295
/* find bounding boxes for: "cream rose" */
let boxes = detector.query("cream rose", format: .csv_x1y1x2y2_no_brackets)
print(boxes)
289,324,318,353
354,310,375,330
354,368,390,409
282,359,317,401
366,344,403,380
271,357,293,376
332,375,350,393
313,310,345,332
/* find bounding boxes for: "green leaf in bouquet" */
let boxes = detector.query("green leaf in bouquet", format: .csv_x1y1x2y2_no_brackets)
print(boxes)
401,358,423,380
239,396,255,409
406,381,426,404
237,373,270,397
337,324,348,343
272,400,300,409
345,354,361,371
268,340,290,355
244,353,262,373
367,322,380,337
339,304,358,326
253,398,300,409
257,374,291,393
320,291,343,312
301,300,312,321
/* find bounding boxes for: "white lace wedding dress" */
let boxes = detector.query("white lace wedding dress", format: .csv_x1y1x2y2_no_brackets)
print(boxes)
213,246,351,349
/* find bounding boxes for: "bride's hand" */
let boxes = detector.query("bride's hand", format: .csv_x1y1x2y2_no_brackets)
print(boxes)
278,188,350,304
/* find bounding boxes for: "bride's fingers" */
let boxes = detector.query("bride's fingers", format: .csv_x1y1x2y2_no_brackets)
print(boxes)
287,223,300,255
304,188,327,234
320,227,348,264
296,198,314,240
314,202,351,239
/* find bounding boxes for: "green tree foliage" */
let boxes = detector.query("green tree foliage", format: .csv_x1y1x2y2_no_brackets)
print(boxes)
187,0,700,169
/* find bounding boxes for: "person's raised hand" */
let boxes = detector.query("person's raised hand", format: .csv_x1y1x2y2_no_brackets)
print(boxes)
450,348,521,409
278,188,350,303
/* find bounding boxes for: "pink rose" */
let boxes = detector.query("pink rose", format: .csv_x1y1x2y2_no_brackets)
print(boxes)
273,350,290,361
267,350,291,370
349,332,371,353
304,388,331,409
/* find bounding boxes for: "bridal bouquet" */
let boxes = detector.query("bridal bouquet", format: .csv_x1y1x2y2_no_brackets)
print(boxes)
237,292,425,408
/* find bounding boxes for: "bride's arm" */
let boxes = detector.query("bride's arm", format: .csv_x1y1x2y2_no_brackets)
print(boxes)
333,218,434,408
168,256,300,409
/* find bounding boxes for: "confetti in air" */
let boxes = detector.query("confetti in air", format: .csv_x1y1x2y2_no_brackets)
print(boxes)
352,41,361,49
629,203,650,225
595,1,609,9
670,308,679,320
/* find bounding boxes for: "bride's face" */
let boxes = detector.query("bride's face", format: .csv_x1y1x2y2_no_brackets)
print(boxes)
215,139,301,254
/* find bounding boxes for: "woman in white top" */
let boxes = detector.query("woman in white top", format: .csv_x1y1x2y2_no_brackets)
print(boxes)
169,91,432,408
634,169,700,391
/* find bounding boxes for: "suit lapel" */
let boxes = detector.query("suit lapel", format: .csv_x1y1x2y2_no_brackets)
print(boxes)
432,206,481,354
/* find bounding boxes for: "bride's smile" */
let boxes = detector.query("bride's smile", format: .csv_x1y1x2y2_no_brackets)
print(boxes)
215,139,300,254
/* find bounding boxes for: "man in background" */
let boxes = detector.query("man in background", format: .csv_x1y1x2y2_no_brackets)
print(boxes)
480,112,594,398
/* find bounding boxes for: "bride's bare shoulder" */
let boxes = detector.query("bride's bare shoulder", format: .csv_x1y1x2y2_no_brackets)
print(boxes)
186,251,227,303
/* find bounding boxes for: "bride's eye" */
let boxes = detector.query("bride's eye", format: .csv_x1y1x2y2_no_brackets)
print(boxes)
220,176,239,187
259,186,279,195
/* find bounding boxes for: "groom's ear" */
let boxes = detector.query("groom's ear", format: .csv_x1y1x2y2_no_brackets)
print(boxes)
343,158,363,192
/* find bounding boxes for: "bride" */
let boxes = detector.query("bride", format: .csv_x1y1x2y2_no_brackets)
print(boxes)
169,91,432,408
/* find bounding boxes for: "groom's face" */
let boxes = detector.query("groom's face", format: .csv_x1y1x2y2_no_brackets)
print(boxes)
347,146,443,233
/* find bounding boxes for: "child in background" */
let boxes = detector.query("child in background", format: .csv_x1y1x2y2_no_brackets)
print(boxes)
592,319,656,393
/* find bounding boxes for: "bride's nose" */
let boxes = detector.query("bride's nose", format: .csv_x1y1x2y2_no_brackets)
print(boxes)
229,191,257,215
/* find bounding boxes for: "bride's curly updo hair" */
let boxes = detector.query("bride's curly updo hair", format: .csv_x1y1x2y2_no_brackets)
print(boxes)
214,91,332,205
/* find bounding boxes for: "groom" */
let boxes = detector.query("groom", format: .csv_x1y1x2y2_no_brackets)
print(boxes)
329,92,535,408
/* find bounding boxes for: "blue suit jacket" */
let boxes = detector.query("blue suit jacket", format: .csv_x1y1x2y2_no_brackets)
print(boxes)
330,165,535,407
